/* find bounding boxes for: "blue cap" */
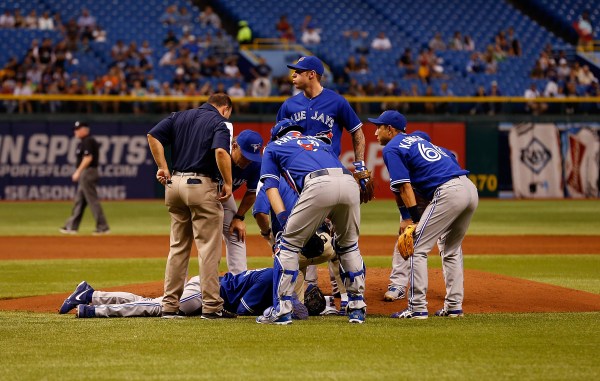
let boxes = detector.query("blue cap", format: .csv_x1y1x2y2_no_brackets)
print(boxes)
367,110,407,131
410,130,431,142
270,118,304,141
287,56,324,76
237,130,263,162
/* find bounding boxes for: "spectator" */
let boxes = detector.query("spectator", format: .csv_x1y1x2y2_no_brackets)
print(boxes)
398,48,417,78
544,76,560,97
423,85,437,114
159,5,178,25
52,12,64,34
276,15,291,35
530,61,545,79
80,25,94,42
343,29,369,54
438,82,454,114
227,81,248,113
466,52,485,73
524,83,548,115
177,6,193,32
111,40,129,62
557,58,571,81
64,18,79,51
0,10,15,28
199,6,221,28
506,27,521,56
371,32,392,51
38,11,54,30
483,52,497,74
223,56,242,79
470,85,487,115
429,32,447,52
181,35,199,56
357,55,369,74
200,55,222,78
24,10,38,29
487,81,502,115
213,29,234,58
577,65,597,86
14,80,33,114
564,81,579,114
449,31,463,50
417,48,432,83
279,25,295,42
573,10,594,51
463,35,475,51
163,30,179,47
301,23,321,46
344,56,359,76
237,20,252,45
77,8,96,30
13,9,24,28
250,56,272,81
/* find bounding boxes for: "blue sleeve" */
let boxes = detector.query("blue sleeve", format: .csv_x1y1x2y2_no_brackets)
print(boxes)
148,113,175,146
212,121,232,153
276,103,288,122
339,98,362,134
259,146,280,189
252,186,270,216
383,146,410,191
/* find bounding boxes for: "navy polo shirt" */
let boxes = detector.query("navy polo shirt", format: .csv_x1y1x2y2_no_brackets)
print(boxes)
148,103,232,177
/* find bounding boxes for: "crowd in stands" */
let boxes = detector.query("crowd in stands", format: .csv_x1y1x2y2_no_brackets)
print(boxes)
0,5,598,115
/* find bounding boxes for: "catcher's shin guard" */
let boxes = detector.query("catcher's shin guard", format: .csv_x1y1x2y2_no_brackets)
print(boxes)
338,252,366,310
273,242,300,316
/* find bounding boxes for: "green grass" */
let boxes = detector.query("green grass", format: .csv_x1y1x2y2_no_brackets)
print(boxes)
1,199,600,236
3,255,598,299
0,311,598,381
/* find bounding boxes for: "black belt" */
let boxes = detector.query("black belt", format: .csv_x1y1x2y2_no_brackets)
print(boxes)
306,167,352,180
173,171,212,177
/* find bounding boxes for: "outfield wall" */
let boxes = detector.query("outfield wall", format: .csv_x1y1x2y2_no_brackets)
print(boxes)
1,117,597,200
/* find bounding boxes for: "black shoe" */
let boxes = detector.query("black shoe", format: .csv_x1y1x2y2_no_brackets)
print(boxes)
201,308,237,319
161,310,186,319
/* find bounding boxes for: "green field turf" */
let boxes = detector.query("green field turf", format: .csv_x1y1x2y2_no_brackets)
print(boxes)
0,311,598,381
1,199,600,236
1,199,598,380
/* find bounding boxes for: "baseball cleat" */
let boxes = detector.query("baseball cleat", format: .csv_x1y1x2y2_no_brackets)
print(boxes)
59,227,77,235
391,308,429,319
59,281,94,314
76,304,96,318
161,310,186,319
384,286,406,301
256,307,292,325
434,308,464,318
337,300,348,316
348,308,366,324
92,228,111,236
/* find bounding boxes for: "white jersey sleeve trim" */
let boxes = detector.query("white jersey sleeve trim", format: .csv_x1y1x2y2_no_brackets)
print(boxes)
260,174,280,182
348,122,363,134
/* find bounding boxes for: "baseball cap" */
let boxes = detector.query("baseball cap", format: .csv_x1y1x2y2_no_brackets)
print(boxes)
236,130,263,162
287,56,324,76
270,118,304,141
73,121,89,130
410,130,431,142
367,110,407,131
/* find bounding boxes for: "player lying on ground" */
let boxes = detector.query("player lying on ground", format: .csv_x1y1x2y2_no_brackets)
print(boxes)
58,268,309,319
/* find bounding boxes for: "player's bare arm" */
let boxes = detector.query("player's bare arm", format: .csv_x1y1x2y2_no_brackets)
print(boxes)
229,191,256,242
215,148,233,201
266,187,285,215
398,182,421,223
351,128,366,162
394,192,413,233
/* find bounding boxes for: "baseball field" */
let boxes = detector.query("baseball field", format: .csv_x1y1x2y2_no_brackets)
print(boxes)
1,199,599,380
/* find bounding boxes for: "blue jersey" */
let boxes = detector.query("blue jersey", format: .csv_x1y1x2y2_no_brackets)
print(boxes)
221,161,261,192
220,268,273,315
383,134,469,199
276,88,362,156
260,132,345,192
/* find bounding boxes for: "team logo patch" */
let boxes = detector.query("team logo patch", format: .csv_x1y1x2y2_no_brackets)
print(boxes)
250,143,262,152
520,137,551,174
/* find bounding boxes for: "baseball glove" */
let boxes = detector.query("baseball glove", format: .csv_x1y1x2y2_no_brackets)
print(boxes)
301,233,325,259
353,169,375,204
304,284,326,316
397,223,417,260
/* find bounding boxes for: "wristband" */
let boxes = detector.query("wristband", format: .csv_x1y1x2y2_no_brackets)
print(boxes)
399,206,411,220
233,214,245,221
276,210,290,227
260,228,272,237
353,160,366,171
407,205,421,223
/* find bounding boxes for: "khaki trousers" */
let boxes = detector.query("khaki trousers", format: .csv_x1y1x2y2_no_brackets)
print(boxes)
162,174,224,314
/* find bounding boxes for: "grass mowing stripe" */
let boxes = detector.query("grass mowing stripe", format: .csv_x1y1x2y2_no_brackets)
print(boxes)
0,311,598,381
1,200,600,236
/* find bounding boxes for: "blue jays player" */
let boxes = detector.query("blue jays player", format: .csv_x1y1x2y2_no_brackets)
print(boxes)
221,130,263,274
369,111,478,319
384,131,458,302
60,268,308,319
256,119,367,325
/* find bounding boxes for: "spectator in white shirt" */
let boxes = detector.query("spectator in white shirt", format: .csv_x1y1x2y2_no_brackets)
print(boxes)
301,24,321,45
524,83,548,115
38,11,54,30
25,10,38,29
577,65,597,86
0,10,15,28
77,8,96,30
370,32,392,51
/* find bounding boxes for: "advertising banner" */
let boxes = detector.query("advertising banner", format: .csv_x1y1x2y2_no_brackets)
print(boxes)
561,126,599,198
0,121,156,200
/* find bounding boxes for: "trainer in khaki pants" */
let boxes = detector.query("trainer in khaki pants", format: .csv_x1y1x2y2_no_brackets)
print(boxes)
164,174,224,313
147,93,235,318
